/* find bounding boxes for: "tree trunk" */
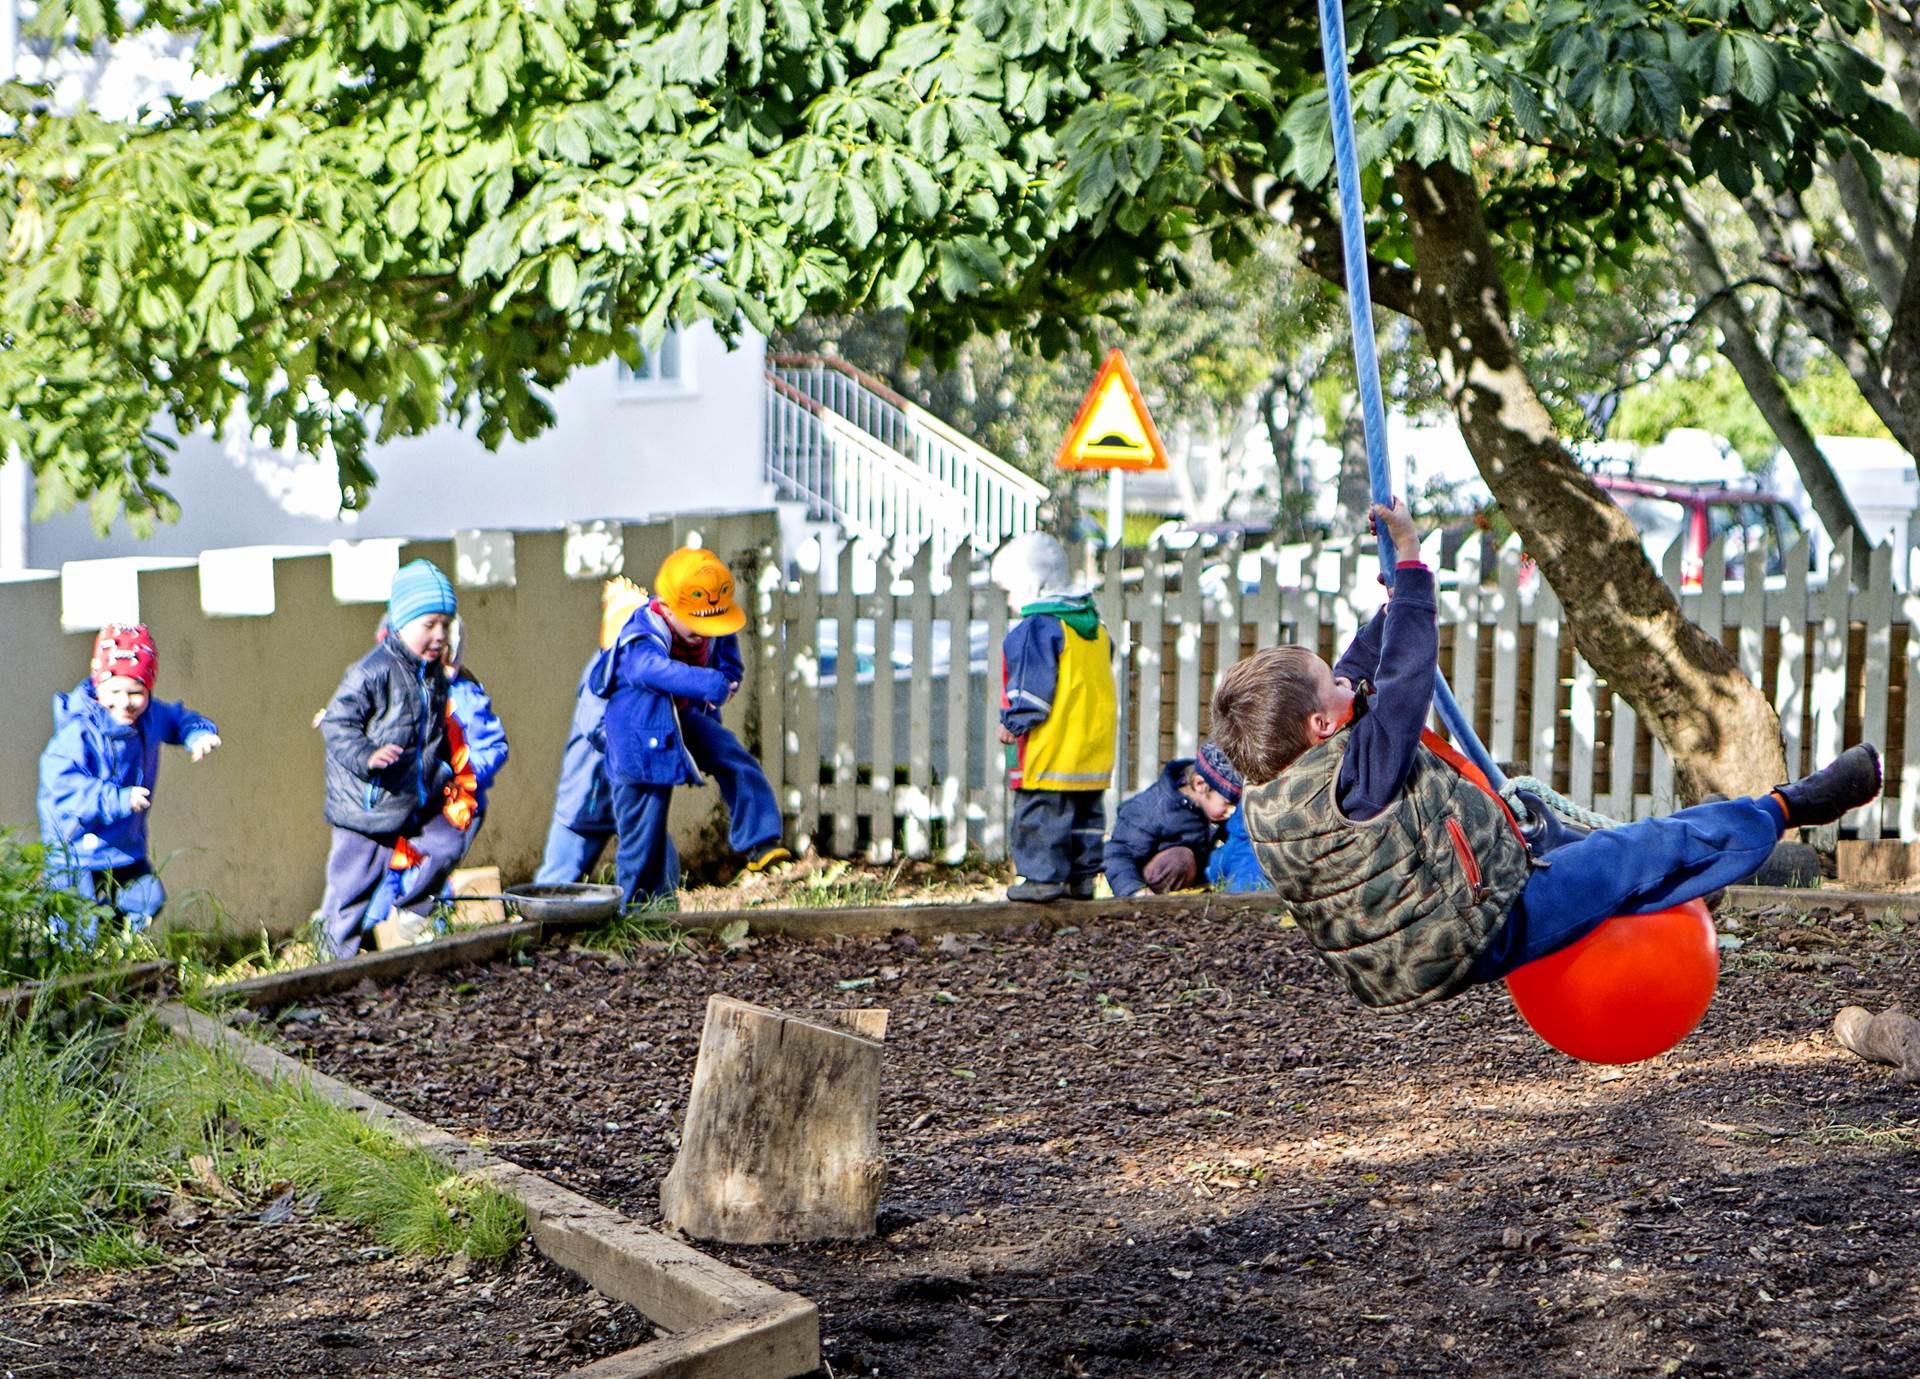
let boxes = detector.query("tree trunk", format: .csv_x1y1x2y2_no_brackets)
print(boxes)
1674,193,1873,571
1882,180,1920,472
1396,159,1786,798
659,995,887,1244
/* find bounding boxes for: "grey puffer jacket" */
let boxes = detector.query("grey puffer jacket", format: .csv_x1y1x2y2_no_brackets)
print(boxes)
321,638,451,834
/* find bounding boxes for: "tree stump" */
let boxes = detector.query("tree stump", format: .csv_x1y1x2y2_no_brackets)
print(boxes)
659,995,887,1243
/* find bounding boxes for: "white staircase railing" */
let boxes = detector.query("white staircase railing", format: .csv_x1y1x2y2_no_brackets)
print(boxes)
765,354,1048,559
765,378,976,560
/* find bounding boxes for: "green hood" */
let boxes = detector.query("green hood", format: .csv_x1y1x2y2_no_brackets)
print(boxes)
1020,595,1102,640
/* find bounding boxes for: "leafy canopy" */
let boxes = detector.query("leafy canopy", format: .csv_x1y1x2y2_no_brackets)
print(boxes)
1,0,1907,528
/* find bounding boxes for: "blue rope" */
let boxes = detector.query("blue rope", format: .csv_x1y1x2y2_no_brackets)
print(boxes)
1316,0,1506,790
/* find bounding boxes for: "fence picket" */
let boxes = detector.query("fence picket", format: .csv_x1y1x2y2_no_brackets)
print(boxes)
942,542,974,862
1493,538,1522,766
1776,531,1811,779
791,545,822,855
1174,547,1205,761
1097,542,1130,814
832,541,860,856
984,575,1009,861
1135,545,1167,789
869,556,898,861
1529,577,1561,787
904,541,936,858
1861,542,1894,840
1811,534,1854,849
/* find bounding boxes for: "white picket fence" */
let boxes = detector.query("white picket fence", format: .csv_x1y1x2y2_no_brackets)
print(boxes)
749,526,1918,862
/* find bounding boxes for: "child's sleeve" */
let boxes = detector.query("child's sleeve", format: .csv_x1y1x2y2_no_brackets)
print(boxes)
39,729,133,835
614,637,732,703
319,669,381,780
454,680,510,790
710,635,746,690
1336,565,1439,820
1101,797,1152,898
1332,606,1387,689
150,699,219,751
1000,618,1063,736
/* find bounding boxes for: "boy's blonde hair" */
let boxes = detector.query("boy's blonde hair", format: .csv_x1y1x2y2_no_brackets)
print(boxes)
1209,646,1327,786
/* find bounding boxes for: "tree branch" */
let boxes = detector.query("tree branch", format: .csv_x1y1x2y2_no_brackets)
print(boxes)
1221,169,1417,316
1828,144,1908,307
1675,190,1873,570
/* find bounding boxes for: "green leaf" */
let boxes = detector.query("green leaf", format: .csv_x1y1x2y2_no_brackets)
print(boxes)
267,228,303,292
545,252,579,310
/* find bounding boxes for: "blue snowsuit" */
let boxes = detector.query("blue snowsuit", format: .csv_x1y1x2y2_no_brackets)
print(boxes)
1103,759,1224,897
535,657,619,885
36,680,218,932
592,604,781,904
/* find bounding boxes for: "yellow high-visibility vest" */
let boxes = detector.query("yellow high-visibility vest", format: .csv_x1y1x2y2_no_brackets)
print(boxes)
1014,620,1116,791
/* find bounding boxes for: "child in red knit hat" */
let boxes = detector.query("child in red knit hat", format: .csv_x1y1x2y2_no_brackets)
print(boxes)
36,623,221,936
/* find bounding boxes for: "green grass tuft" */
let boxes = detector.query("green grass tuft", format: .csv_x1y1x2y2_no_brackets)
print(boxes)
1,1013,526,1280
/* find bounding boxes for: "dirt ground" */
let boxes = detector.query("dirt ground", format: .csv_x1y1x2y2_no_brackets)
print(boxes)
2,1207,651,1377
268,896,1919,1379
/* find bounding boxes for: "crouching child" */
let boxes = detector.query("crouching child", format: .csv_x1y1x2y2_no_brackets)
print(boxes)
1104,743,1241,896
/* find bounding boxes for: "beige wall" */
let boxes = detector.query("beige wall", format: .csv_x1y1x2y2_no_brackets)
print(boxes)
1,511,779,934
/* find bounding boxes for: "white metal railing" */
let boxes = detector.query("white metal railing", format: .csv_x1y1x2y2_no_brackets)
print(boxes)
766,353,1047,555
765,379,974,560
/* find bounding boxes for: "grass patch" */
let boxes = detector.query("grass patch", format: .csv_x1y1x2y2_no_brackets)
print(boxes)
0,1010,525,1282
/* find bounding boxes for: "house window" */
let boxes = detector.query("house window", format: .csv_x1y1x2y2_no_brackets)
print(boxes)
616,328,691,397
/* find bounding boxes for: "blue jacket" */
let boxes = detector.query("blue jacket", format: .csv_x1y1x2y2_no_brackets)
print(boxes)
448,673,509,813
591,605,737,787
37,680,218,871
1103,758,1224,897
1204,808,1270,893
552,655,614,832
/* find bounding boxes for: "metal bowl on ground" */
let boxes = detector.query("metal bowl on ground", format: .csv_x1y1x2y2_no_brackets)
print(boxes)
504,882,623,928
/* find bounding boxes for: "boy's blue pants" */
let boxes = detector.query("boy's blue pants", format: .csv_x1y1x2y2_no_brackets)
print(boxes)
1470,796,1783,981
611,781,679,904
1011,789,1107,883
50,862,165,940
680,710,782,855
363,814,484,927
535,818,614,885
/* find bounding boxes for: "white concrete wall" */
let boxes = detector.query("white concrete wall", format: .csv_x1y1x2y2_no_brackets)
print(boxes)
24,325,768,567
1,511,780,934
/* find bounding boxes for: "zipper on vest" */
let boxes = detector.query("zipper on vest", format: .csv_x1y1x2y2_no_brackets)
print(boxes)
1444,817,1489,902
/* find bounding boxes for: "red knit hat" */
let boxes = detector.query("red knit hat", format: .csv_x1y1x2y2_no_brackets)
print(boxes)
90,623,158,690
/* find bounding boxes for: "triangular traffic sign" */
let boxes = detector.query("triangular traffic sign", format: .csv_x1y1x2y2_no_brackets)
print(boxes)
1055,348,1169,472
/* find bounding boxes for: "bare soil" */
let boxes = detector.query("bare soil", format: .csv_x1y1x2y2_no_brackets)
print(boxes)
2,1207,650,1377
271,896,1918,1379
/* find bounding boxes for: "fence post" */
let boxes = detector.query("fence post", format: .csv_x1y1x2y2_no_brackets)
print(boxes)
1776,530,1812,780
983,571,1009,862
1173,546,1204,762
1135,544,1166,790
1492,537,1523,768
1529,571,1561,789
1810,534,1854,850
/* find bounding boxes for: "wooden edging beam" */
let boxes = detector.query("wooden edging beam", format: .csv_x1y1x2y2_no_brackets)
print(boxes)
0,958,173,1022
154,1001,819,1379
208,884,1920,1016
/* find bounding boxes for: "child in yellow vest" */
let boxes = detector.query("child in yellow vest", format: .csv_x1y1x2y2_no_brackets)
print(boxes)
992,533,1117,902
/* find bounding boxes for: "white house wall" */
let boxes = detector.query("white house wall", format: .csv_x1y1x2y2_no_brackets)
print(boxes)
25,324,768,567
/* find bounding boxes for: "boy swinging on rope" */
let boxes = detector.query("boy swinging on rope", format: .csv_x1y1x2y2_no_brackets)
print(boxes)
1209,498,1882,1012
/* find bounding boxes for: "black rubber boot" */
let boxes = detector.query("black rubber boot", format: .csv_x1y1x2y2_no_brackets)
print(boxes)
1007,879,1068,903
1067,877,1098,900
1775,744,1882,828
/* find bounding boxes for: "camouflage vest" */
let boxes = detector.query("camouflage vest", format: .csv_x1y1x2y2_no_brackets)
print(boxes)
1241,725,1533,1011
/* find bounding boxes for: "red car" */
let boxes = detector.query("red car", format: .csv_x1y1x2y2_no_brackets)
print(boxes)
1593,475,1812,591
